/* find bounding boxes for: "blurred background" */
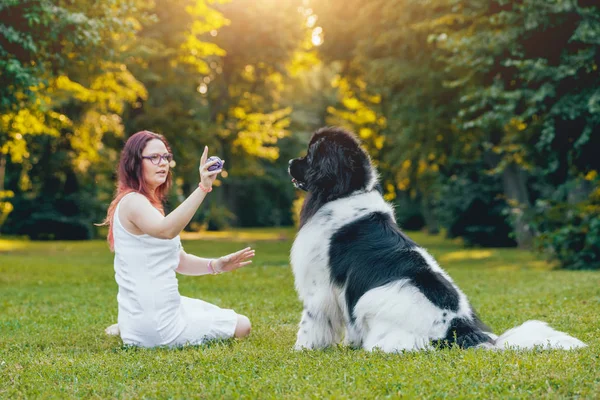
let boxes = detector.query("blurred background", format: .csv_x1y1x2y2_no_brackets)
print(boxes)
0,0,598,269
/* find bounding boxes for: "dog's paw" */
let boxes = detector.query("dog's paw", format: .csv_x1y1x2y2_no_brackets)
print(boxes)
364,330,431,353
293,341,314,351
294,338,328,350
105,323,120,336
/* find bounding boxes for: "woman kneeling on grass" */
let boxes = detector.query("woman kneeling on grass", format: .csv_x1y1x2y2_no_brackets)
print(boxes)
100,130,253,347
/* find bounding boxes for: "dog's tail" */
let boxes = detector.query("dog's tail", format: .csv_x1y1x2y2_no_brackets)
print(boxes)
487,320,586,350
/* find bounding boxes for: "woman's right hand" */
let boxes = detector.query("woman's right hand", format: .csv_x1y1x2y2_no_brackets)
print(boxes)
199,146,224,191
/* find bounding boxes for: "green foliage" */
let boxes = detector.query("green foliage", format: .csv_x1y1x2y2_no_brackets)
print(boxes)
0,0,109,110
440,0,600,178
0,0,149,233
0,189,14,226
314,0,600,257
313,0,460,205
1,0,311,238
530,178,600,270
2,134,104,239
7,199,95,240
532,201,600,270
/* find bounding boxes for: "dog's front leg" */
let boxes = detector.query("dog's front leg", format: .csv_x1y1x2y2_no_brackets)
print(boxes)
344,323,362,348
294,307,342,350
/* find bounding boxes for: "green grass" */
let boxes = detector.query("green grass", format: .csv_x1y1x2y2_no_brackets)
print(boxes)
1,228,599,399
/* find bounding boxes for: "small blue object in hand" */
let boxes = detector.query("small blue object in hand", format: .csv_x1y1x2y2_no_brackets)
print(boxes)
207,156,223,171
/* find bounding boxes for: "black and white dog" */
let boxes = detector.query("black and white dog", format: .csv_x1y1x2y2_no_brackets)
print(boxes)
288,126,586,353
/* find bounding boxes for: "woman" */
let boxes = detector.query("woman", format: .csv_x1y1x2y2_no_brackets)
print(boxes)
101,130,253,347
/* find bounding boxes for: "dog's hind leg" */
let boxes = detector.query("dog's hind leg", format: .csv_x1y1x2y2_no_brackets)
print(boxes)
352,281,447,353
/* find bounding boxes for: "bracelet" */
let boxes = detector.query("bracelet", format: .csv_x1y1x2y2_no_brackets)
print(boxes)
208,259,222,275
198,182,212,193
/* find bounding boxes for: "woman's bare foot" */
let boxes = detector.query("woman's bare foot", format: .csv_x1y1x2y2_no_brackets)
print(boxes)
105,323,120,336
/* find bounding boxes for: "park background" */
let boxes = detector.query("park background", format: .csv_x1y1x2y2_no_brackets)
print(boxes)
1,0,599,398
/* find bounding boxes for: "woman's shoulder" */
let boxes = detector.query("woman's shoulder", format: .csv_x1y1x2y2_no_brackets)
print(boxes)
122,191,149,203
119,192,150,213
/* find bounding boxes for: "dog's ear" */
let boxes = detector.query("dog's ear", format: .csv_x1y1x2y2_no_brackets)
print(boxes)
308,139,368,198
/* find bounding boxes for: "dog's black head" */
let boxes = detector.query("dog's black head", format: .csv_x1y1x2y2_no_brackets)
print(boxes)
289,127,376,225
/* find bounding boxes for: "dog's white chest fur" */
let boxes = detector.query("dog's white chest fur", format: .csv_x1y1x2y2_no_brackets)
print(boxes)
290,191,394,300
290,191,397,349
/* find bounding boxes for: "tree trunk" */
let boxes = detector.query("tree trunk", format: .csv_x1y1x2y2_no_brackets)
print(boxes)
501,163,533,249
483,151,533,249
421,193,439,235
0,153,5,192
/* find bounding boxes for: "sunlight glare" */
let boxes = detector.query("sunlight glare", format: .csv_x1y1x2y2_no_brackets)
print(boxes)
312,26,323,46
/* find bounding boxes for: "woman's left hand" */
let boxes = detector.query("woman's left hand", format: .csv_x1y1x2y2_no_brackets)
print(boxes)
214,247,255,273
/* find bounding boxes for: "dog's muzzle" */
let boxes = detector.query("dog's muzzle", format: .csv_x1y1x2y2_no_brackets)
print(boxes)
291,178,308,191
289,159,308,191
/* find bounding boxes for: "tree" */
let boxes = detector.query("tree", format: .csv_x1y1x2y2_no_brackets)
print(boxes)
312,0,460,233
0,0,148,236
121,0,309,228
438,0,600,248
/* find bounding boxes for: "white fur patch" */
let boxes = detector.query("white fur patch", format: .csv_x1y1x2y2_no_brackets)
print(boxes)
354,281,453,352
494,320,587,350
291,190,394,303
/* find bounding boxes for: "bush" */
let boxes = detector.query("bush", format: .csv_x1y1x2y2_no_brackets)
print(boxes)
436,163,516,247
17,215,94,240
3,193,98,240
205,204,237,231
227,172,296,228
393,193,426,231
531,185,600,270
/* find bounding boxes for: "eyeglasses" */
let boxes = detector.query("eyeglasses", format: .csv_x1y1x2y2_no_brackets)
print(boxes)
142,153,173,165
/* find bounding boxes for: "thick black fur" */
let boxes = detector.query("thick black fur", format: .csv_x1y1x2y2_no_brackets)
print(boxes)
289,127,373,228
289,127,493,349
432,317,493,349
329,212,462,321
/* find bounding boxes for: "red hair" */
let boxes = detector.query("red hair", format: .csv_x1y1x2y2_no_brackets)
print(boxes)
99,130,173,251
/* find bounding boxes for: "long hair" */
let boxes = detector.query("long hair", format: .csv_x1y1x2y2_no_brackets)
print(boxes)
99,130,173,251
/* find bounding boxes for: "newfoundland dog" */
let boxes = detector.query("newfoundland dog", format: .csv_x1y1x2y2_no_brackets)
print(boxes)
288,126,586,353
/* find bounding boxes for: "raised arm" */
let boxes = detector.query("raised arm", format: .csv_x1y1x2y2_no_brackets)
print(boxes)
122,146,223,240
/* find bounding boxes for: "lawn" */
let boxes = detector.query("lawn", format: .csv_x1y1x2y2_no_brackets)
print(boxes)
1,228,599,398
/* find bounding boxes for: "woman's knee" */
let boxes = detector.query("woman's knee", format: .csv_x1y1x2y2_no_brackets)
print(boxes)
234,315,251,338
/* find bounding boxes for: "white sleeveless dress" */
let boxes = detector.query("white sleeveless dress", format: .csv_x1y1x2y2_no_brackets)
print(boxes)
113,192,238,347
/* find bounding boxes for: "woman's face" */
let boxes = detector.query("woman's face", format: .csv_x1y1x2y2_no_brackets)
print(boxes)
141,139,171,191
